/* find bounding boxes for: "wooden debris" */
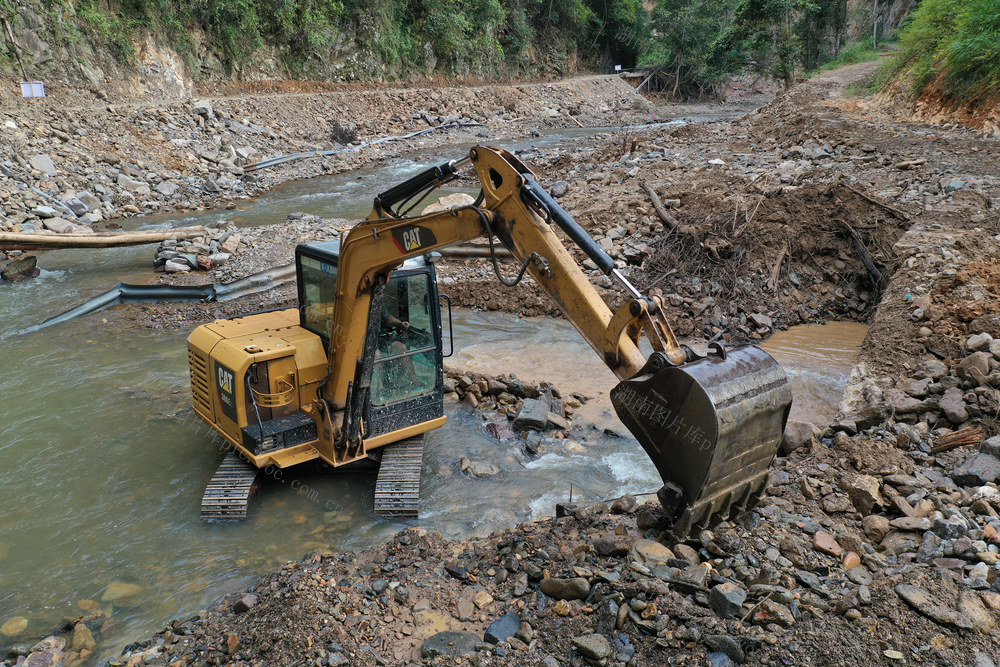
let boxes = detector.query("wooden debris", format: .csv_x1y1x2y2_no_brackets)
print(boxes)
767,242,789,290
641,182,681,233
840,181,911,220
931,426,985,454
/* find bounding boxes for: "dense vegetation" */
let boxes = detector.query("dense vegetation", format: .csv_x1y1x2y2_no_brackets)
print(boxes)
32,0,648,78
888,0,1000,106
642,0,852,97
6,0,997,109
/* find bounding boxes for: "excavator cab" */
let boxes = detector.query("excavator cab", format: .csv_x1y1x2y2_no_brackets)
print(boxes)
295,241,446,441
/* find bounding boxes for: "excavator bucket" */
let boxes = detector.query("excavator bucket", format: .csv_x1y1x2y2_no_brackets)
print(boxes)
611,345,792,536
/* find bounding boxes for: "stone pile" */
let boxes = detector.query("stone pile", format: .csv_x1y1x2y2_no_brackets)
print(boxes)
153,222,242,273
838,331,1000,436
444,370,585,442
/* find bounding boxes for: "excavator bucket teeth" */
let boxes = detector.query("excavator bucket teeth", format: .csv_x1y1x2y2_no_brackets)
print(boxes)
610,345,792,536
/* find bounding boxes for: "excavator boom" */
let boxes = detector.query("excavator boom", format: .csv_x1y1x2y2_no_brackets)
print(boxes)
314,146,792,535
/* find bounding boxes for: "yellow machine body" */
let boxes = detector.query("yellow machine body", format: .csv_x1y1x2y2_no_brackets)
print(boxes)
187,146,792,534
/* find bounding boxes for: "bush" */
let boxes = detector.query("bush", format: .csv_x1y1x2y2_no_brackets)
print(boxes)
888,0,1000,102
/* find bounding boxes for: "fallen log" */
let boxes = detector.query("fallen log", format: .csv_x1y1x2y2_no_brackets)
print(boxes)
641,182,681,232
0,227,210,251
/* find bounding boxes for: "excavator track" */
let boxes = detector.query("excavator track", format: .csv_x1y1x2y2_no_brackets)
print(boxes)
201,451,260,521
374,435,424,518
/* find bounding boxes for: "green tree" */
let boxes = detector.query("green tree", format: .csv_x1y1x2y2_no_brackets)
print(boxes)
642,0,736,98
713,0,801,87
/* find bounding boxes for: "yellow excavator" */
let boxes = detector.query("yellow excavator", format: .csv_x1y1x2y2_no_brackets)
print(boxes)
187,146,791,535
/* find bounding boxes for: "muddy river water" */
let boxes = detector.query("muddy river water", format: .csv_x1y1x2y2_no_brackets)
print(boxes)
0,141,865,661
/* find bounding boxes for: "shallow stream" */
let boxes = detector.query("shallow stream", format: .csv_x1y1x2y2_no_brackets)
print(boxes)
0,137,864,662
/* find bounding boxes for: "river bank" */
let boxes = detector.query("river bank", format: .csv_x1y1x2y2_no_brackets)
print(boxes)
3,59,1000,666
0,75,655,240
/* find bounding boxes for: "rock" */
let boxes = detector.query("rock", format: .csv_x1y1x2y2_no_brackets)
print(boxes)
916,359,949,380
708,582,746,619
593,534,629,557
982,436,1000,458
967,333,993,352
484,611,520,644
753,599,795,627
932,517,967,539
233,594,257,613
781,421,820,455
822,494,853,513
77,191,100,210
939,387,969,424
895,584,974,629
813,531,843,556
540,577,590,600
421,631,480,659
676,565,711,590
72,622,96,651
887,387,928,414
611,494,637,514
953,453,1000,486
1,616,28,637
473,591,494,609
102,581,142,602
705,634,745,663
164,259,191,273
421,193,476,215
459,457,500,477
957,352,993,384
192,100,214,118
840,474,881,515
750,312,772,329
862,515,891,542
42,217,76,233
630,539,674,565
30,205,59,218
512,398,549,431
573,634,611,661
549,180,570,198
28,154,57,175
945,180,966,194
156,182,179,196
117,174,150,195
1,255,39,281
890,516,932,531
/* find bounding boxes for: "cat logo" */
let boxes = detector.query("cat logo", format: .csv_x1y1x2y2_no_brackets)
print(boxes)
216,363,238,421
391,224,437,254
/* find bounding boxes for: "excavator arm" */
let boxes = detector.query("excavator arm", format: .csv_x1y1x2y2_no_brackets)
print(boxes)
310,146,791,535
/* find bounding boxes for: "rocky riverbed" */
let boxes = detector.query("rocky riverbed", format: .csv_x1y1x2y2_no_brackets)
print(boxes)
3,59,1000,665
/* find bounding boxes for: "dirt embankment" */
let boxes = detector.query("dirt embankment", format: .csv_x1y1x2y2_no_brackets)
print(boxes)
0,75,652,236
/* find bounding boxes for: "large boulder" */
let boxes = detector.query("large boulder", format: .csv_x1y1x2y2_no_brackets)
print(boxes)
953,453,1000,487
939,387,969,424
512,397,549,432
781,421,820,455
957,352,992,384
1,255,39,281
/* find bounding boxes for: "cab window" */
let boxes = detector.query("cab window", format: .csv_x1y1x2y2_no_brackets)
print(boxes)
371,273,437,405
300,255,338,339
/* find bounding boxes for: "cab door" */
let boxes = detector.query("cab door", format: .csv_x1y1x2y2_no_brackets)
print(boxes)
366,268,444,438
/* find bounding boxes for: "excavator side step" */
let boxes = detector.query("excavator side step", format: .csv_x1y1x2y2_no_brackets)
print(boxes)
374,435,425,518
201,451,260,521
